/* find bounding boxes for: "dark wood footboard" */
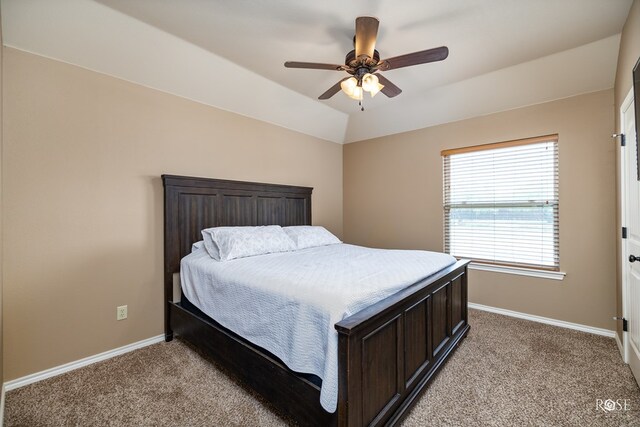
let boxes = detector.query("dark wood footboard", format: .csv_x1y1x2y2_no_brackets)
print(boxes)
336,260,470,426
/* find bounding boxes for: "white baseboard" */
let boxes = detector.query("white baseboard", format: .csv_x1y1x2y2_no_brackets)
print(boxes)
4,334,165,392
469,303,616,338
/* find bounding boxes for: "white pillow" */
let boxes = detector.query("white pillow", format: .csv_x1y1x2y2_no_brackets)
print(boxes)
201,232,220,259
192,240,204,253
283,226,341,250
201,226,296,261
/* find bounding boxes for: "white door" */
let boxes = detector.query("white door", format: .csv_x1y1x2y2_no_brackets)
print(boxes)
622,90,640,384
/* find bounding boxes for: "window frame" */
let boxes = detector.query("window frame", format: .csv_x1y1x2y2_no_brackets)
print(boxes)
442,134,560,273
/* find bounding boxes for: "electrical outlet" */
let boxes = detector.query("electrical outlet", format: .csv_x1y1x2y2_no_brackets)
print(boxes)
117,305,128,321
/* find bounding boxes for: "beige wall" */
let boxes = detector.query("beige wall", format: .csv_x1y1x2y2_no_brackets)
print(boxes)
614,0,640,339
344,90,616,330
2,48,343,380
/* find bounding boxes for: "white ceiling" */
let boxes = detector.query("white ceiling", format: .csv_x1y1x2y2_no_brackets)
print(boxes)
1,0,633,143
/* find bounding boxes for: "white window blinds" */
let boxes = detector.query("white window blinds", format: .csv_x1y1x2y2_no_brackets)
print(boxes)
442,135,559,271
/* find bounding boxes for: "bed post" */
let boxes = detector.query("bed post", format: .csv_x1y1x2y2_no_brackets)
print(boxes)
162,175,177,342
164,273,174,342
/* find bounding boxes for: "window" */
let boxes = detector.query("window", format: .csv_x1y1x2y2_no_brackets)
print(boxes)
442,135,559,271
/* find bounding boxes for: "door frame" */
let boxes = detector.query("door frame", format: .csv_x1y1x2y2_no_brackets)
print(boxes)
619,87,635,364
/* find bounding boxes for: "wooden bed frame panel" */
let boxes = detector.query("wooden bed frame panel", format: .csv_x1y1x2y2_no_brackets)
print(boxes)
162,175,470,427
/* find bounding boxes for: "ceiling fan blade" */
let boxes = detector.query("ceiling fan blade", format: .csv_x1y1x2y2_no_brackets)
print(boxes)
284,61,345,71
355,16,379,59
378,46,449,71
376,74,402,98
318,78,349,100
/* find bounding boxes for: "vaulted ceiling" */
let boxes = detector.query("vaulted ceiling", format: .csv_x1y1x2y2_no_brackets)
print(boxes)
2,0,633,143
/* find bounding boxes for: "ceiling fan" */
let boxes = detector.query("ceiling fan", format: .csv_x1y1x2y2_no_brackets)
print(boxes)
284,16,449,109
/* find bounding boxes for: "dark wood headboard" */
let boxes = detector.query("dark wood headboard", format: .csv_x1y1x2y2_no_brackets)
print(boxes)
162,175,313,275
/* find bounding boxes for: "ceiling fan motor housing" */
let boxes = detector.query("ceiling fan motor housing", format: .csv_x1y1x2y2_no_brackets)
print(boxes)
345,49,380,70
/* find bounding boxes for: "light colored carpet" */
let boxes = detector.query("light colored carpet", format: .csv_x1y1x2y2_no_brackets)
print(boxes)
5,309,640,426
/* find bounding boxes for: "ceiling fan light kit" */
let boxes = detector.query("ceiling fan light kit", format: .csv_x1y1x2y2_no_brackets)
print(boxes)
284,16,449,110
341,73,383,100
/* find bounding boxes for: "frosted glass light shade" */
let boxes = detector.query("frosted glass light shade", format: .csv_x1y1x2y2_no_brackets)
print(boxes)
361,73,378,91
362,73,384,97
340,77,358,96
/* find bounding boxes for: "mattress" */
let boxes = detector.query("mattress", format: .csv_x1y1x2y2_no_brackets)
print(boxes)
180,243,456,413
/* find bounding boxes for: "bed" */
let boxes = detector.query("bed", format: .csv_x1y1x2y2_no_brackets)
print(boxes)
163,175,470,426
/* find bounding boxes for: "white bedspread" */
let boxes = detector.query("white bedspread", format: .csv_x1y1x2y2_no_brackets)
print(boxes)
180,243,456,413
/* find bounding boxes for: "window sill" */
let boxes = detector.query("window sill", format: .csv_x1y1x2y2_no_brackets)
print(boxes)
468,262,566,281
